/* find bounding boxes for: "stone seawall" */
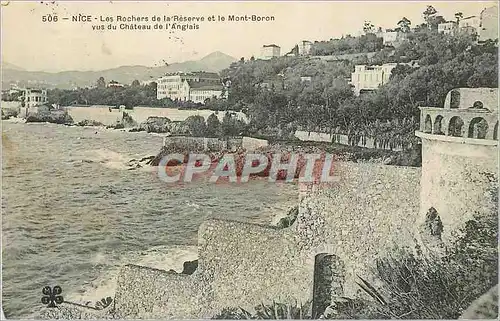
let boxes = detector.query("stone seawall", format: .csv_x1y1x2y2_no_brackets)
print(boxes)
41,162,423,319
162,136,268,152
114,265,199,319
197,219,309,318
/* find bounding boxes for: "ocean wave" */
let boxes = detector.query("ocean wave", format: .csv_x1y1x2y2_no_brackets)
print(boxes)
66,245,198,304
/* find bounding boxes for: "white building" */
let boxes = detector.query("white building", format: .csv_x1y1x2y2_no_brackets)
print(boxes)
382,30,407,47
479,5,499,42
260,44,280,60
459,16,481,35
156,72,223,104
107,81,125,88
350,63,397,95
298,41,312,56
23,88,47,108
438,21,457,34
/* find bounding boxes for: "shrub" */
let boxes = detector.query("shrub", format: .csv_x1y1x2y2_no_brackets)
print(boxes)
348,204,498,319
213,301,312,319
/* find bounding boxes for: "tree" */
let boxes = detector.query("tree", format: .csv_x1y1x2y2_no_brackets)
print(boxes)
363,21,375,34
131,79,140,87
206,113,221,137
423,5,437,29
397,17,411,33
184,115,207,137
96,77,106,88
455,12,463,24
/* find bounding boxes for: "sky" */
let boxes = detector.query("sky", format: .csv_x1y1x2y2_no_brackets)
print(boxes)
1,0,497,72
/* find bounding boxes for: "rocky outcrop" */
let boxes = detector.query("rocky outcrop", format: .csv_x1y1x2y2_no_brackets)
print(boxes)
25,106,74,124
1,108,19,120
126,155,156,170
139,116,172,133
169,121,190,135
76,119,105,127
137,117,190,135
121,112,137,128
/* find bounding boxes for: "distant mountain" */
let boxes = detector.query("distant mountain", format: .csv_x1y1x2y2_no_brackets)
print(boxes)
1,52,237,89
2,61,25,71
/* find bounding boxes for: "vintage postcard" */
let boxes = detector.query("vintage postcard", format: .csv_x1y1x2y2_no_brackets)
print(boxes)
1,0,498,319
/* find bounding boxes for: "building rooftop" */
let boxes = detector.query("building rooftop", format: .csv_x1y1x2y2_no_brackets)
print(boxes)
188,80,223,91
263,44,280,48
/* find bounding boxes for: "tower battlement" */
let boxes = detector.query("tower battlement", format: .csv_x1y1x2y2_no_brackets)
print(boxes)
417,88,498,141
415,88,498,247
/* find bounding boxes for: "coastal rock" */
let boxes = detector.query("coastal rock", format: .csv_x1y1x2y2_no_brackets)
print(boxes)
76,119,105,127
121,112,137,128
25,106,74,124
1,107,19,120
169,121,190,135
139,116,172,133
181,260,198,275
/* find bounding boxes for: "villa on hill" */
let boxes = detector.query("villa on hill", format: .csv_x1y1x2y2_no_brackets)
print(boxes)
156,72,225,104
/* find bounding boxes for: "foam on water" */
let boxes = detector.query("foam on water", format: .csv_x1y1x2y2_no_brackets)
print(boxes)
66,245,198,305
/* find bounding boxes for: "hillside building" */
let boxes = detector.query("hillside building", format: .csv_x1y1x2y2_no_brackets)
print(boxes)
156,72,223,104
260,44,280,60
107,81,125,88
438,21,457,35
382,30,407,47
350,63,397,95
479,5,499,42
459,16,481,35
23,88,48,108
297,41,312,56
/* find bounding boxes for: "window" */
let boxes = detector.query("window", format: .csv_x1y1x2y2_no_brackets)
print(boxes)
433,115,444,135
450,90,460,109
424,114,432,133
448,116,464,137
472,101,484,109
468,117,488,139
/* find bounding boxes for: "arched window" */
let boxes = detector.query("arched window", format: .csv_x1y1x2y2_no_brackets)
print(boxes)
433,115,444,135
472,101,484,109
450,90,460,109
424,114,432,133
448,116,464,137
494,122,498,140
468,117,488,139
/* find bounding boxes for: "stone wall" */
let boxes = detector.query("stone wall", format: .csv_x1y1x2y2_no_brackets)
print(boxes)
295,162,421,297
113,265,199,319
197,219,310,317
163,136,228,152
162,136,267,152
241,136,268,150
294,130,402,151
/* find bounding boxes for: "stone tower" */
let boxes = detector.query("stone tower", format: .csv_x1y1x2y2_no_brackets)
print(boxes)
415,88,498,246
